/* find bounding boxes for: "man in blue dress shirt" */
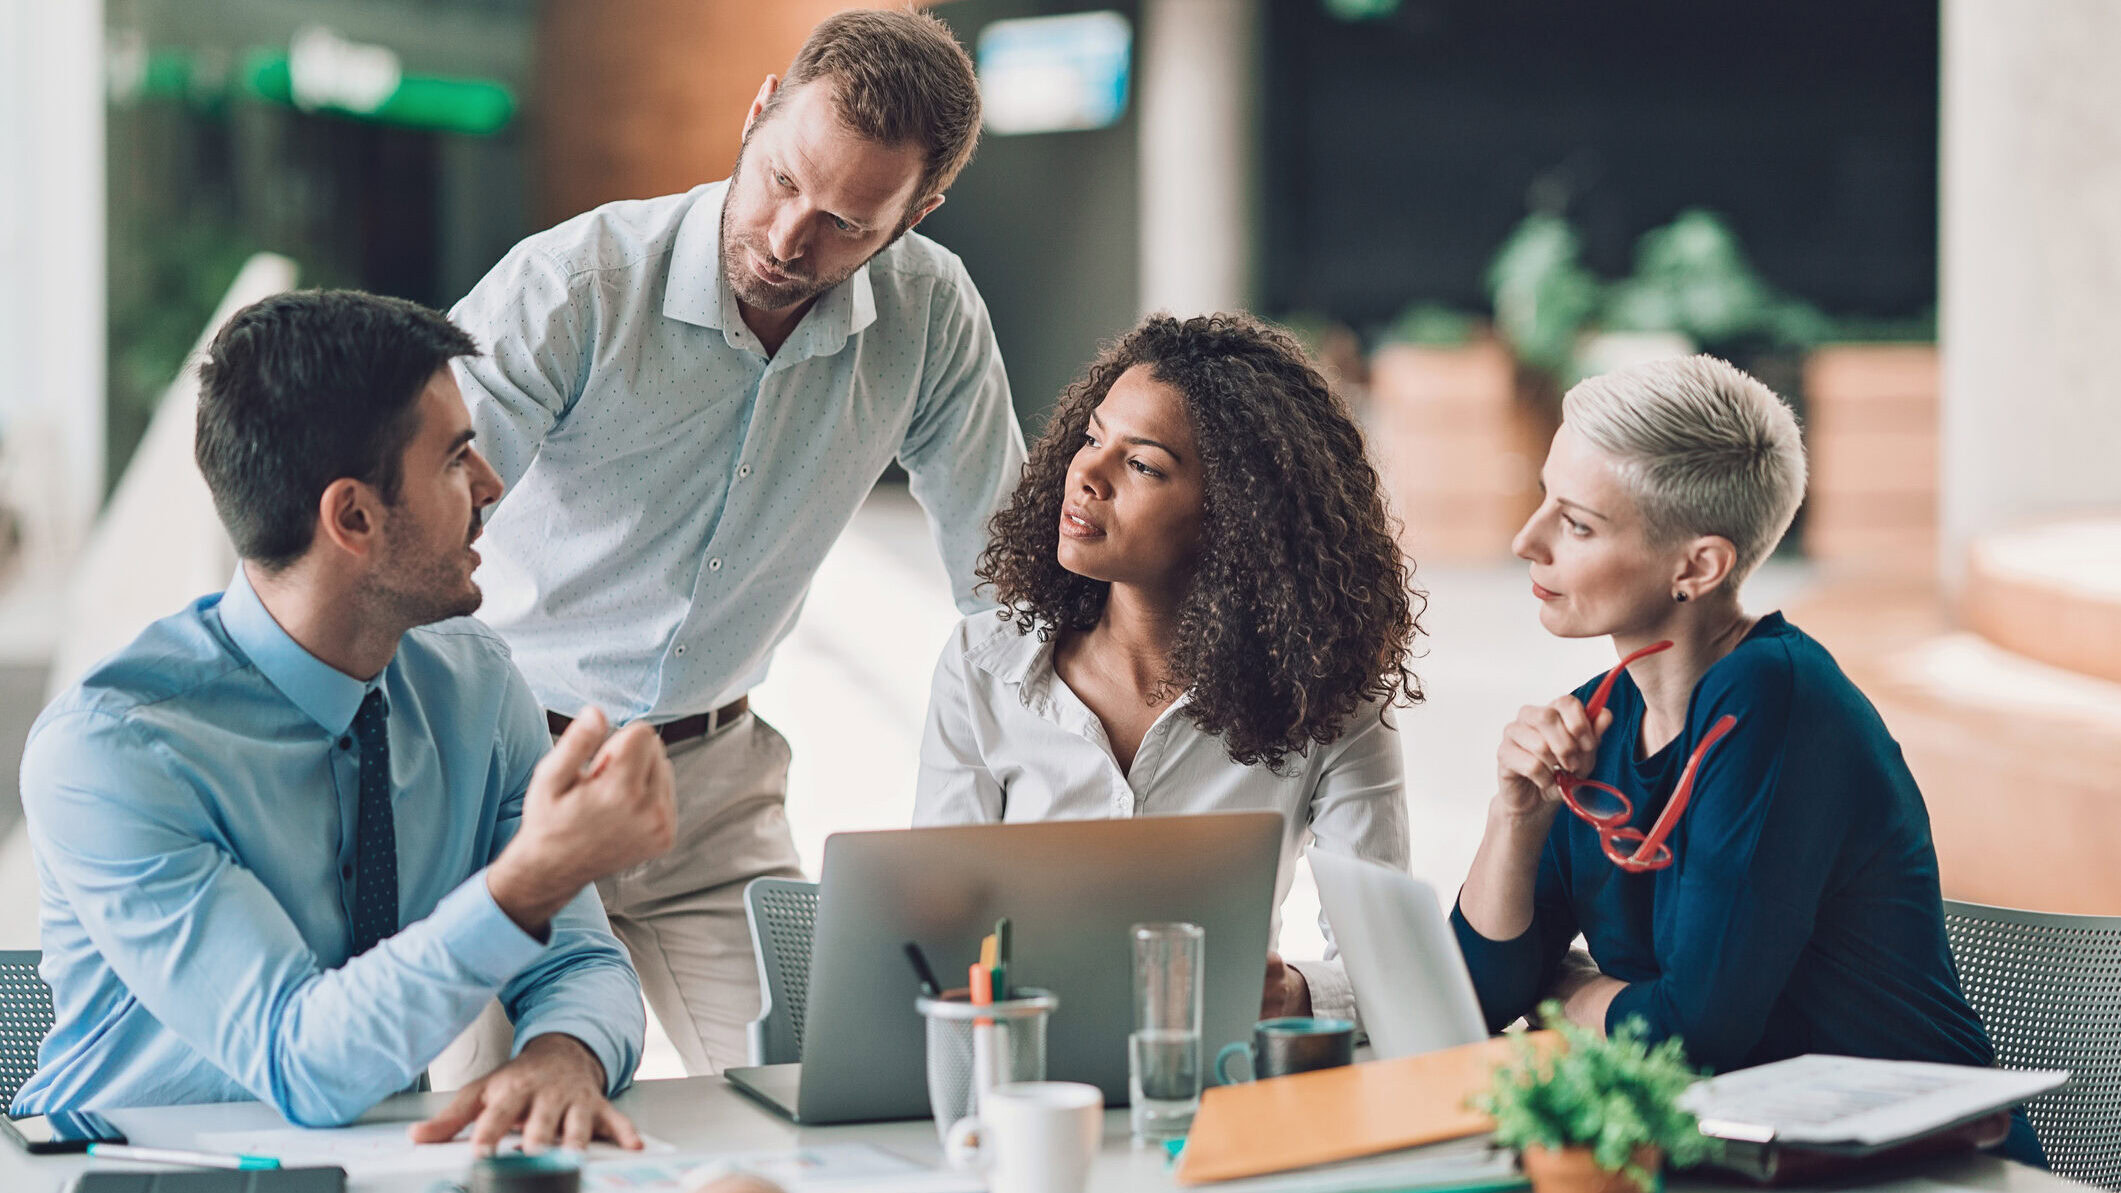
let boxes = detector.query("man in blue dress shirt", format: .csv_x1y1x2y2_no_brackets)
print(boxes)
446,9,1026,1074
14,290,676,1152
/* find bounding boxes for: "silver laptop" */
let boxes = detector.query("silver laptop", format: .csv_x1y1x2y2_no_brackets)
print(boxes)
725,812,1283,1124
1309,850,1490,1059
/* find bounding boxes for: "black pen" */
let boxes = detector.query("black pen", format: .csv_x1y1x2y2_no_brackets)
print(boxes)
903,940,942,997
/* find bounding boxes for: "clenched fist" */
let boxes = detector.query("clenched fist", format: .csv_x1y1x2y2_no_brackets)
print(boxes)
488,707,676,934
1494,695,1613,820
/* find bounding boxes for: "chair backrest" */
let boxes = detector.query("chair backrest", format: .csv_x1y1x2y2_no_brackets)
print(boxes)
743,878,820,1067
0,949,52,1113
1944,899,2121,1189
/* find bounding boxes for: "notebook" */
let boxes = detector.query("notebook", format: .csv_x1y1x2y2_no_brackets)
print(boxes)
1173,1033,1559,1185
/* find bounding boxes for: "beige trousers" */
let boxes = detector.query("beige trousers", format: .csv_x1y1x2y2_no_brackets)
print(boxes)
430,712,803,1086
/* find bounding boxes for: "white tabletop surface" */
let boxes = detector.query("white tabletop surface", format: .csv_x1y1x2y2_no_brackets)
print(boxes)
2,1075,2095,1193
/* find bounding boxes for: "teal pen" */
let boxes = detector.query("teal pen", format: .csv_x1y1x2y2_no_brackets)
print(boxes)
88,1143,281,1170
995,916,1012,997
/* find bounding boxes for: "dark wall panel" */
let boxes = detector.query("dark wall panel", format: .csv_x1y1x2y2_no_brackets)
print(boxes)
1262,0,1939,329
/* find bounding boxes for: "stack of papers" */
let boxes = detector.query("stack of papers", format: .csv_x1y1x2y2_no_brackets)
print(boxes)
585,1144,981,1193
190,1121,676,1178
1678,1055,2066,1153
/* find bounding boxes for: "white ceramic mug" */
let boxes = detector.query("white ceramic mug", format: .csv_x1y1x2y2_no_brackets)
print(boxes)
943,1080,1103,1193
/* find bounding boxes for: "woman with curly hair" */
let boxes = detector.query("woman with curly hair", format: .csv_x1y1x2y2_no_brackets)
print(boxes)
913,312,1424,1021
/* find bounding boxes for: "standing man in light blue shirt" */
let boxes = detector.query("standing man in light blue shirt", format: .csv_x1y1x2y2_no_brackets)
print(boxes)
15,290,676,1151
447,9,1025,1074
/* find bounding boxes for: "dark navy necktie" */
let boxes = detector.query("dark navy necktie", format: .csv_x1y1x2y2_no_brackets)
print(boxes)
350,689,399,957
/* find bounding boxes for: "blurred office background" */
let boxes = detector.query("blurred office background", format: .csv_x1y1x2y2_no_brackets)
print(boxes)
4,0,2121,1073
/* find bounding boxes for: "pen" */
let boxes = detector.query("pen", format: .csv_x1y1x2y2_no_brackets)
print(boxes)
88,1144,281,1170
902,940,942,997
995,917,1011,999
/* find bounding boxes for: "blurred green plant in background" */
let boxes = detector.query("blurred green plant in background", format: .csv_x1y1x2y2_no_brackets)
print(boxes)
1482,208,1840,398
1485,213,1601,378
1603,209,1829,349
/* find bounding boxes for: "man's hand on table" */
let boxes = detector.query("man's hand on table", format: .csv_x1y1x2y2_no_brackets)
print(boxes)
410,1033,642,1155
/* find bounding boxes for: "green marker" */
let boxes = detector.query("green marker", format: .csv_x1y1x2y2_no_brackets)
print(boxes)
995,916,1012,998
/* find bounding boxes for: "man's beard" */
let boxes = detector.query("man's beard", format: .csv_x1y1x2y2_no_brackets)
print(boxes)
362,511,483,629
719,151,909,313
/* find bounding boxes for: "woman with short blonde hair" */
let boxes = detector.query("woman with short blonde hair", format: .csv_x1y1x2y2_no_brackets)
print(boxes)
1454,355,2043,1166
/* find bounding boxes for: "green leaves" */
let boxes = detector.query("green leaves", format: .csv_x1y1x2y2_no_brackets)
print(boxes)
1474,1001,1717,1181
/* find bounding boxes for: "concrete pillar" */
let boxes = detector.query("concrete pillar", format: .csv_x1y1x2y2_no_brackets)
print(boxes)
0,0,105,561
1136,0,1259,317
1939,0,2121,587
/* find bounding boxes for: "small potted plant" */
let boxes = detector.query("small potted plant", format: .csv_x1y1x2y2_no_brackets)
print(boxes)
1476,1002,1713,1193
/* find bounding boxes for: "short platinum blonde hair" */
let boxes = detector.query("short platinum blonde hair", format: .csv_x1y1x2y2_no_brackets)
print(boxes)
1562,354,1807,585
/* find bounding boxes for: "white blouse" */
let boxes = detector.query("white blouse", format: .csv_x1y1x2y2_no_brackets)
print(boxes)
912,612,1413,1024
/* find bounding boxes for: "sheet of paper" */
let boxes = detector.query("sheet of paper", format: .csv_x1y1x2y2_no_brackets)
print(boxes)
191,1120,674,1178
585,1144,981,1192
1678,1054,2067,1146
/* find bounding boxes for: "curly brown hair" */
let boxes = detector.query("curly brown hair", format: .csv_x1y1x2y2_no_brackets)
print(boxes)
978,313,1426,769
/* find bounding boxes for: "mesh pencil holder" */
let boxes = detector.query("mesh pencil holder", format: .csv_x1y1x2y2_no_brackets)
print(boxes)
916,986,1057,1144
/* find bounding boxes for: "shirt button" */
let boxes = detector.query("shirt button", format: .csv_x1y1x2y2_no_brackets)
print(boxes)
674,644,688,656
737,464,752,479
338,736,353,751
708,558,723,571
341,863,353,880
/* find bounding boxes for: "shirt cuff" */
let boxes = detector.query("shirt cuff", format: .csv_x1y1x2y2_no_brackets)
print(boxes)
514,1019,636,1098
436,868,549,987
1288,957,1361,1034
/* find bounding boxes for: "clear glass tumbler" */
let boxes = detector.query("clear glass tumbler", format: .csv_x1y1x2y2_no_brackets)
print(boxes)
1129,921,1205,1140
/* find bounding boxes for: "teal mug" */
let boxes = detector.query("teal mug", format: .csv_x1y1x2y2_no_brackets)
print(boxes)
470,1152,581,1193
1214,1016,1356,1083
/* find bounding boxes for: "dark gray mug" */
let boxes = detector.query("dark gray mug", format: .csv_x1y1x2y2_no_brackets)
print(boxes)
469,1152,581,1193
1214,1016,1356,1083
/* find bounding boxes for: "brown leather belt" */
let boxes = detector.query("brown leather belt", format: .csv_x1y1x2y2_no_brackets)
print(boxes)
545,695,749,748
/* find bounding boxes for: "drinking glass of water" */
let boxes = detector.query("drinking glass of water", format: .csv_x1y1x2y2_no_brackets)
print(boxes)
1129,921,1205,1140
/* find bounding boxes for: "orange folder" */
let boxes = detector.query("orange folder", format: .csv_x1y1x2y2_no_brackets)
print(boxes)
1173,1032,1560,1186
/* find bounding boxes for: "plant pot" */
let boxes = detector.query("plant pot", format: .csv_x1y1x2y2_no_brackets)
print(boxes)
1521,1145,1662,1193
1367,337,1553,562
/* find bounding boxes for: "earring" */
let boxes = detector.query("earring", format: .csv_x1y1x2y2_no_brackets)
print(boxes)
1673,591,1689,603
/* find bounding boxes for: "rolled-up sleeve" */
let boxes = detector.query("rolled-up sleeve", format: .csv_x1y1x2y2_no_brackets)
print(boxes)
451,245,593,493
22,713,547,1127
898,267,1026,615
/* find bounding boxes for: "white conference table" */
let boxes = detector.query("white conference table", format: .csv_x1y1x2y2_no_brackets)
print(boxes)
2,1075,2096,1193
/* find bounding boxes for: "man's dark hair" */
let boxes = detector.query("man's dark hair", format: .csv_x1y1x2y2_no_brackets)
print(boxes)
758,8,982,207
194,289,478,571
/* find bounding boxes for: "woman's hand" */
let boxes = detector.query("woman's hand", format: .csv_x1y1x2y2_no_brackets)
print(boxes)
1260,951,1312,1019
1494,696,1614,818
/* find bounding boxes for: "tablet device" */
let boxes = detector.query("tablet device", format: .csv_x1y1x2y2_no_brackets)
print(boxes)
1309,850,1489,1059
3,1110,126,1155
66,1169,345,1193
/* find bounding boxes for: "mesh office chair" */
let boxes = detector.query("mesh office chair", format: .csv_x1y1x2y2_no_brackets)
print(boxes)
743,878,820,1067
0,950,53,1113
1944,899,2121,1189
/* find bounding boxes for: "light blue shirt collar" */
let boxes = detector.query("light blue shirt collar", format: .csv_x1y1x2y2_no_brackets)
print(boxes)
217,565,383,737
663,181,878,361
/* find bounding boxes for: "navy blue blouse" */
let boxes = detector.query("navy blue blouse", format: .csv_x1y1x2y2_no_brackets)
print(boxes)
1451,613,2043,1164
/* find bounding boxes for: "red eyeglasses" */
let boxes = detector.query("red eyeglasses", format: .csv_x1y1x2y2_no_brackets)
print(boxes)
1556,639,1737,873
